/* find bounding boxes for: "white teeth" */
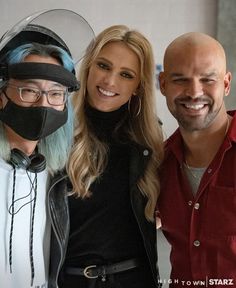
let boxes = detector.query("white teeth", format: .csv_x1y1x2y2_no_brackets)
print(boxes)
99,87,116,97
185,104,205,110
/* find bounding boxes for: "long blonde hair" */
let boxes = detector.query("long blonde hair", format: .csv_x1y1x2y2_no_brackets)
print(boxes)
68,25,164,221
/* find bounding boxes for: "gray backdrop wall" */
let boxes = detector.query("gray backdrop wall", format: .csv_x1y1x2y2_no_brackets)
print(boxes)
217,0,236,110
1,0,217,137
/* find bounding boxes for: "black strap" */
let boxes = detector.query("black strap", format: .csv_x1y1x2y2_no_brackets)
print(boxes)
65,258,140,278
2,63,80,92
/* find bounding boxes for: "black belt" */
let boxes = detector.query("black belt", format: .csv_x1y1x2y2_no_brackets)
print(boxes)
65,258,140,281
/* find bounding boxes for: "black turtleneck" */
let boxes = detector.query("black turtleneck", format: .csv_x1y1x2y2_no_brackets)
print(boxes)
65,104,146,266
86,102,129,142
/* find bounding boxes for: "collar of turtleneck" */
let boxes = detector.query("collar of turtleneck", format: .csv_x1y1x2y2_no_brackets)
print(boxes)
85,102,128,142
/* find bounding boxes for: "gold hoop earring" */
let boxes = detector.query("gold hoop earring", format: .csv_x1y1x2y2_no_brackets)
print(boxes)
128,96,141,117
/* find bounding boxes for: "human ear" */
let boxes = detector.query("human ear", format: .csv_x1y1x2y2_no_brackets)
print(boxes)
224,71,232,96
0,89,8,109
0,91,3,109
132,86,139,96
158,71,166,96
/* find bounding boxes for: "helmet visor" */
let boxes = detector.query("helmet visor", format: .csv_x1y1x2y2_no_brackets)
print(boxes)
0,9,95,65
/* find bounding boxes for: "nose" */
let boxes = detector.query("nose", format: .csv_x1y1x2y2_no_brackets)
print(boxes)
103,72,116,87
185,80,204,98
34,92,50,107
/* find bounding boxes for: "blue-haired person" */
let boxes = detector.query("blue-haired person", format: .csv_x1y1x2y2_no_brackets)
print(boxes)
0,9,94,288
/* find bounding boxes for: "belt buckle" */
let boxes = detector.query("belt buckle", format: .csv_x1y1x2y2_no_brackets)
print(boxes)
83,265,98,279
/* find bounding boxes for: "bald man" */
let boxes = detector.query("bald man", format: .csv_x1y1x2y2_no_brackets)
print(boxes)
157,32,236,287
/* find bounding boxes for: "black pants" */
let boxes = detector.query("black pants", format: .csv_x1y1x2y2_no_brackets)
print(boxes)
59,263,156,288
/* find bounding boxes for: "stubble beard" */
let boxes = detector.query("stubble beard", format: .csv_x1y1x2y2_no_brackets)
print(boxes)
173,103,222,132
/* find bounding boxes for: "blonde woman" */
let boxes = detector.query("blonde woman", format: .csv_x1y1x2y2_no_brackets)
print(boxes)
58,25,164,288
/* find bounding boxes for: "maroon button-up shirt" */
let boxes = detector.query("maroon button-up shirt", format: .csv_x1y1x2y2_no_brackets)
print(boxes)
157,111,236,288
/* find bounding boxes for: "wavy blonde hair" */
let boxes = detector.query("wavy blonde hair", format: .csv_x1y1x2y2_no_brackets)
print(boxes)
67,25,164,221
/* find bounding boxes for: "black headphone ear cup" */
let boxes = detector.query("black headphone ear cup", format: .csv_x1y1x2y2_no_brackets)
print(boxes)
10,148,31,169
10,148,46,173
28,153,46,173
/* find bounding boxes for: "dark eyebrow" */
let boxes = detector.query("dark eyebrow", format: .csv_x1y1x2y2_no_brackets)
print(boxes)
12,79,64,89
169,72,218,78
200,72,218,77
169,73,185,78
96,57,138,76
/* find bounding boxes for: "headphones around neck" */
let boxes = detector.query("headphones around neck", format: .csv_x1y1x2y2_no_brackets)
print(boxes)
10,148,46,173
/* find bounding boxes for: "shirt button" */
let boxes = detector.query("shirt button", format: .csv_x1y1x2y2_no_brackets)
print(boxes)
143,149,149,156
188,201,192,206
194,203,200,210
194,240,200,247
207,168,212,173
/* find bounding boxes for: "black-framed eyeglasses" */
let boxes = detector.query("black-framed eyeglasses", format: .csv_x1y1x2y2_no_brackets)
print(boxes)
7,84,69,106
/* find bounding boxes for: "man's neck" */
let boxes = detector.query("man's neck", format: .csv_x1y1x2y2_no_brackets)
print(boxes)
181,114,231,168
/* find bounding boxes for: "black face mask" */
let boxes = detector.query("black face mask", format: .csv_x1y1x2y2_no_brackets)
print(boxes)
0,96,68,140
